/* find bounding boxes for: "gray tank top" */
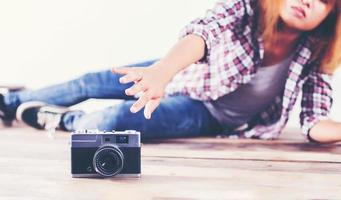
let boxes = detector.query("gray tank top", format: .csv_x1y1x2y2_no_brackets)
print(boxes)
204,55,294,129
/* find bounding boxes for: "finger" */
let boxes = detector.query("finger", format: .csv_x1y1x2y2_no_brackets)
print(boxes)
144,98,161,119
119,73,142,84
112,67,133,75
125,82,147,96
130,93,150,113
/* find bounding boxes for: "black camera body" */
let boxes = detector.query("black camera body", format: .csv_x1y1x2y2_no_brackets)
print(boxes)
71,130,141,178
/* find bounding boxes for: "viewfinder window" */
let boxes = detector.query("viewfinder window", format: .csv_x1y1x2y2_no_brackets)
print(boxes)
116,135,129,144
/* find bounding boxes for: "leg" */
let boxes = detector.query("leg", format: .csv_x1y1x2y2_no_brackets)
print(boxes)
62,96,223,141
2,60,158,117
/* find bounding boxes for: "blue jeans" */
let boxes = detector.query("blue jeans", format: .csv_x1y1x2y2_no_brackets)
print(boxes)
4,60,223,140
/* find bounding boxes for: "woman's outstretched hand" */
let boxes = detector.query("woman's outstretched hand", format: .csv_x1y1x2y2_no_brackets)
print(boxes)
112,63,173,119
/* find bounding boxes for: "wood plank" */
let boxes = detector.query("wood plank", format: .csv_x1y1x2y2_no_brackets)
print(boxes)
0,85,25,92
1,126,341,199
0,156,341,199
1,127,341,163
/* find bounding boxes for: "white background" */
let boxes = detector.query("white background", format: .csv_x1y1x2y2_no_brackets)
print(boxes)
0,0,340,127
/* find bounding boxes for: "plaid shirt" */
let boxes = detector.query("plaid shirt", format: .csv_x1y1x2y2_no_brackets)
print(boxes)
165,0,334,140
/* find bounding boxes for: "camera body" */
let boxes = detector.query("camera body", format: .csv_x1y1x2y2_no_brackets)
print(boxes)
71,130,141,178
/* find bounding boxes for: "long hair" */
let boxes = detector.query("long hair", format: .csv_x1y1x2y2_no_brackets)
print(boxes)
258,0,341,73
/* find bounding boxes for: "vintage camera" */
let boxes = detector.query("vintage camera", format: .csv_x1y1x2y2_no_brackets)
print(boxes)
71,130,141,178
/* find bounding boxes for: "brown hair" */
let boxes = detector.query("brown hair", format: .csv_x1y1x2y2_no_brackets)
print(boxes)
258,0,341,73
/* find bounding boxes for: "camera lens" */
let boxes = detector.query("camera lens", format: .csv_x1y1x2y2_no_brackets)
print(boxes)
93,145,124,177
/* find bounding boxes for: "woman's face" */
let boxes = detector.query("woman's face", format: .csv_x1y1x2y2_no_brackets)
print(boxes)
280,0,335,31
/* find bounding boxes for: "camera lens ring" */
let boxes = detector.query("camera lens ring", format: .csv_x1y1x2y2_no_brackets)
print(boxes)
93,145,124,177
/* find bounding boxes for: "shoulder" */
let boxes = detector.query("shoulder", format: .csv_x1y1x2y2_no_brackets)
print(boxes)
211,0,257,17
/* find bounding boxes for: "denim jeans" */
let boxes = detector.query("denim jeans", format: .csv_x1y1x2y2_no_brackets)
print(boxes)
4,60,223,140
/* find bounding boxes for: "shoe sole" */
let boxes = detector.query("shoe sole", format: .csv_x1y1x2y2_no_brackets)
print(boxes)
16,101,47,123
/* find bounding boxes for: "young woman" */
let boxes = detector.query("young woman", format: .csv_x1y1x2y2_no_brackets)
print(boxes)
1,0,341,144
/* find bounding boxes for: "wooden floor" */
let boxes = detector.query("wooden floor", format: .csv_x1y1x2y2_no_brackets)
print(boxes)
1,123,341,200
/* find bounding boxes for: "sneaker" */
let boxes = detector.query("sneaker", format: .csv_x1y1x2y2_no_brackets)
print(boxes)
0,93,15,126
16,101,70,131
0,86,26,126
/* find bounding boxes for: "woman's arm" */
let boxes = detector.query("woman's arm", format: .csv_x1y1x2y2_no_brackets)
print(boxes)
112,0,249,119
309,119,341,144
157,34,206,79
300,63,334,143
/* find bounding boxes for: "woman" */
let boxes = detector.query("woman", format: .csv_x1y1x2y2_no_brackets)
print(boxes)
1,0,341,143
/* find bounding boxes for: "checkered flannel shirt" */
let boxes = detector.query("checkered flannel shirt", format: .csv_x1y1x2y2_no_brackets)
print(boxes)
164,0,334,140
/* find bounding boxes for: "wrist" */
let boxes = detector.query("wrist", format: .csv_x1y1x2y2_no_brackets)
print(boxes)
153,60,178,83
